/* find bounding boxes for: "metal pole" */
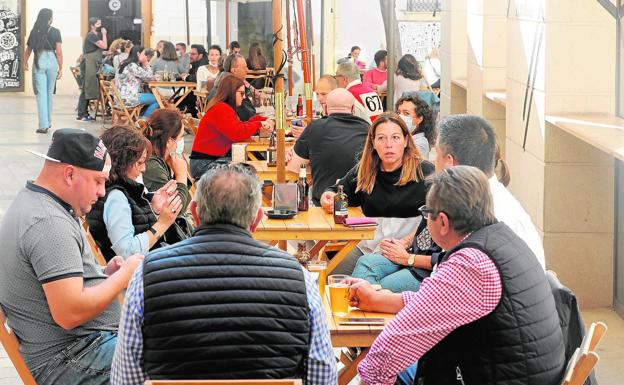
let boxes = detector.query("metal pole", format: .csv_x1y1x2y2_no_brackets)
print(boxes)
286,0,294,96
226,0,230,50
320,0,325,75
273,0,286,184
296,0,313,122
206,0,211,47
386,0,396,109
306,0,316,89
185,0,191,46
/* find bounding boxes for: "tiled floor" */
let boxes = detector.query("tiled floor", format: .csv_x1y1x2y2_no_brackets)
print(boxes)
0,95,623,384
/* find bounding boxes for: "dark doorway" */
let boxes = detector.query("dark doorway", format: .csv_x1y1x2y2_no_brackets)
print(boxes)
88,0,143,45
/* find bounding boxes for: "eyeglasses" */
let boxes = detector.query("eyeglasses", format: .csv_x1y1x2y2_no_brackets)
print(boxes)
419,204,436,220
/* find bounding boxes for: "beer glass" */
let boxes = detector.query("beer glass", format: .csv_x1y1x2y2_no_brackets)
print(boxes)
306,260,327,297
328,274,350,316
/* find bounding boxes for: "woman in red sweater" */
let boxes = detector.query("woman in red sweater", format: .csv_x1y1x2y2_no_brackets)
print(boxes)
190,74,273,179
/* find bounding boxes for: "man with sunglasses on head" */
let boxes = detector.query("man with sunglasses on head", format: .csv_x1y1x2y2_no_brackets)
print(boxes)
348,165,564,385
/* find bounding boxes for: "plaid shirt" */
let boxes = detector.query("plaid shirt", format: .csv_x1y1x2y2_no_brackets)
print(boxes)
111,263,337,385
358,247,502,385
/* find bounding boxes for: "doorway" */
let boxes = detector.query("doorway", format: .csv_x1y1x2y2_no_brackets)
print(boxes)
83,0,147,46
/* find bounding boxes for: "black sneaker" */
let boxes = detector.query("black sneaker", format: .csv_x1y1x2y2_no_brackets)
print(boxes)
36,127,49,134
76,115,95,122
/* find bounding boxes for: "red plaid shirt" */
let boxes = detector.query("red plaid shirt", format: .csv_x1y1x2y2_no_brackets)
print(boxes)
357,247,502,385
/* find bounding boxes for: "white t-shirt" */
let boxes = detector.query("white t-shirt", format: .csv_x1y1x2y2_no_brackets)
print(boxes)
489,176,546,269
196,65,219,89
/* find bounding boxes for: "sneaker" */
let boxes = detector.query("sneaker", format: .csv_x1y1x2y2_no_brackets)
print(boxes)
76,115,95,122
35,127,49,134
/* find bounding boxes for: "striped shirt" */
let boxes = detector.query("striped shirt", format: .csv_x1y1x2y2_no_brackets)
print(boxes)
357,247,502,385
111,263,338,385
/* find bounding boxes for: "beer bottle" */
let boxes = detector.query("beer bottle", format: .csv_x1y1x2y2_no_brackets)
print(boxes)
296,94,304,117
333,185,348,224
297,164,309,211
267,130,277,167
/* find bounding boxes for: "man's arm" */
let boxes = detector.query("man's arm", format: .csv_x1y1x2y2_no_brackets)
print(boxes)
356,248,502,385
43,254,143,330
286,149,309,174
111,266,147,385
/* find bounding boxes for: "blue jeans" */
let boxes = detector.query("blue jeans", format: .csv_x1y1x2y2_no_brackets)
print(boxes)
33,51,58,129
31,331,117,385
352,253,422,293
139,93,159,117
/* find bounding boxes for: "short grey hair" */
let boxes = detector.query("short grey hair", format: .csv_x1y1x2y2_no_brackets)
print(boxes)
336,61,360,82
427,166,496,235
223,53,245,73
195,165,262,229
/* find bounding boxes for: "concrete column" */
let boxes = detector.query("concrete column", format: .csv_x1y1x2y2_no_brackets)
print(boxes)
440,0,467,116
506,0,615,307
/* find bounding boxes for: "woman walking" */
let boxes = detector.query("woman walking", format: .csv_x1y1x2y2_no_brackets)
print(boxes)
24,8,62,134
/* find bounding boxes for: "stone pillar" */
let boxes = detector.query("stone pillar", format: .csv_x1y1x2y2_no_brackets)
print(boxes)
440,0,467,116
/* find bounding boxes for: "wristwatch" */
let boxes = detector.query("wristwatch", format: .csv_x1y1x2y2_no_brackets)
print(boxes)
148,226,158,236
407,254,415,267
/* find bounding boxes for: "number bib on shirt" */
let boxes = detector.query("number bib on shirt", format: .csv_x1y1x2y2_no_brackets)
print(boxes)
359,91,384,118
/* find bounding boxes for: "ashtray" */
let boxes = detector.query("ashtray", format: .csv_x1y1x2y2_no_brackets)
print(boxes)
266,209,297,219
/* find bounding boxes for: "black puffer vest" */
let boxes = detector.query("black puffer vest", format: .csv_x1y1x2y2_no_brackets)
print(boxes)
87,177,157,261
142,223,311,380
415,222,565,385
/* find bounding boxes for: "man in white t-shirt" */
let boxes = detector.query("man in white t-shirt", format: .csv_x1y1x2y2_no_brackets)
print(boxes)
433,114,546,268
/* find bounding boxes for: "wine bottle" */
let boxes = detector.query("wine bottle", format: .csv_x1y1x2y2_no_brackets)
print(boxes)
297,164,309,211
333,185,348,224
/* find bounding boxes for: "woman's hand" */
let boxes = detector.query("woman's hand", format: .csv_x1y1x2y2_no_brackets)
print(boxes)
379,238,410,265
168,154,188,183
151,180,177,214
158,194,183,227
259,120,274,136
56,69,62,80
320,191,336,213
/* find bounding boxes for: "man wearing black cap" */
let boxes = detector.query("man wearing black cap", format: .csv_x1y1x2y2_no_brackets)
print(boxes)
0,129,144,384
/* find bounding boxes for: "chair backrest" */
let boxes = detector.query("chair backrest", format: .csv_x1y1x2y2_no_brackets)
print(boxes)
560,321,607,385
145,380,303,385
106,80,142,129
0,306,37,385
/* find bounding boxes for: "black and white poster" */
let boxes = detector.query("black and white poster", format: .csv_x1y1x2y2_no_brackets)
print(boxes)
0,0,23,91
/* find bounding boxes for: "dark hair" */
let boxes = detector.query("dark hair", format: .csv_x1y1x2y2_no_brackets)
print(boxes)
141,109,184,158
27,8,53,69
374,50,387,67
118,45,145,74
176,42,187,49
350,46,361,54
396,54,423,81
247,42,267,70
230,40,240,50
395,94,435,145
208,44,223,55
160,41,178,61
190,44,207,56
100,126,152,183
427,166,497,234
206,74,245,112
88,17,100,28
437,114,497,174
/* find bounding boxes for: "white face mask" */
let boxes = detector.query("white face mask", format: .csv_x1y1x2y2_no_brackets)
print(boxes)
135,173,144,184
175,138,185,155
399,114,415,133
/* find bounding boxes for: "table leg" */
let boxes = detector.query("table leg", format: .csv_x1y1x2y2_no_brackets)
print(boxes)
326,240,360,274
151,88,166,108
338,347,369,385
278,240,287,251
247,152,260,161
174,88,194,108
308,240,328,259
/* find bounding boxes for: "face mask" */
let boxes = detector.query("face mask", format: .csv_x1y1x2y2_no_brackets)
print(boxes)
175,138,185,155
135,173,144,184
399,114,415,133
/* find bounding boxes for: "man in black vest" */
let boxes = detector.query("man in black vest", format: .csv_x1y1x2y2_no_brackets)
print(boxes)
349,166,565,385
111,164,337,385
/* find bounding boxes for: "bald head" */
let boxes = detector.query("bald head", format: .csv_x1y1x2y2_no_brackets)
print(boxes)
326,88,355,115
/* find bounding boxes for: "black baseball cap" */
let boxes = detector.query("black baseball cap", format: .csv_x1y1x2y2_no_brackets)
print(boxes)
28,129,110,172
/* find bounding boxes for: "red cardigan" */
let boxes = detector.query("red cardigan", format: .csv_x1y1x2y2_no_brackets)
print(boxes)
191,102,265,157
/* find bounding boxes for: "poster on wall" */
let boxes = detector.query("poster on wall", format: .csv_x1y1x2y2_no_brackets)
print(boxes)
398,21,441,62
0,0,23,91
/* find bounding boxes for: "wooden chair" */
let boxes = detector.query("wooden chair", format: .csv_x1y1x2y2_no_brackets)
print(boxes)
145,380,302,385
102,80,143,129
560,321,607,385
183,115,199,136
0,307,37,385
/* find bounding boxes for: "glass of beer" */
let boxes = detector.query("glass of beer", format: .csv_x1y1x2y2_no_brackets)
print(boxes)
306,260,327,297
328,274,350,316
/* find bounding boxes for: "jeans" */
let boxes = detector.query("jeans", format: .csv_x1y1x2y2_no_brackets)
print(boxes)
330,247,363,276
189,157,230,181
139,93,159,117
352,253,422,293
33,51,58,129
31,331,117,385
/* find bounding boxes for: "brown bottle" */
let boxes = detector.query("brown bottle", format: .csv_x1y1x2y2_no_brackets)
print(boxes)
294,242,310,265
296,94,304,117
333,185,348,224
267,130,277,167
297,164,309,211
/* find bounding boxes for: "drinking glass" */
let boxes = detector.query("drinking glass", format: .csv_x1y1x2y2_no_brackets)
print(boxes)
328,274,350,316
307,260,328,297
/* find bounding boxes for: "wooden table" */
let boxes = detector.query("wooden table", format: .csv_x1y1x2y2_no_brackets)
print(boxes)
147,81,196,109
194,89,208,114
246,160,300,182
322,289,395,385
254,207,375,274
235,137,295,161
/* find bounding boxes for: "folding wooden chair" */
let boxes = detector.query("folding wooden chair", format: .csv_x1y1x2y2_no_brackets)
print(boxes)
0,306,37,385
560,321,607,385
145,380,302,385
102,80,143,129
183,115,199,136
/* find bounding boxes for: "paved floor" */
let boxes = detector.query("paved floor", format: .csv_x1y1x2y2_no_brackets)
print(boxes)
0,95,623,384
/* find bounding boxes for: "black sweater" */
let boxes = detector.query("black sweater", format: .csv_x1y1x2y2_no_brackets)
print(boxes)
328,161,435,218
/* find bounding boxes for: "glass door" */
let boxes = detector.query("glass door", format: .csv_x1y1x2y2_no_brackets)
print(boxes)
88,0,143,45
